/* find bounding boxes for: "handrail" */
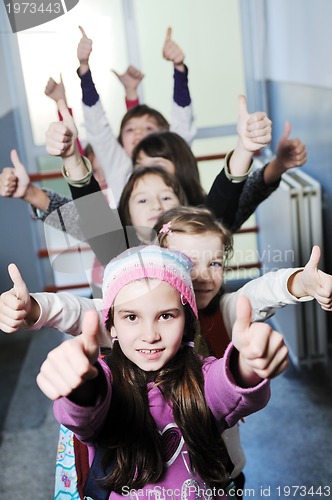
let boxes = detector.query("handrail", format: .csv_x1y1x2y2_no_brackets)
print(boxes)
28,153,230,182
33,152,262,292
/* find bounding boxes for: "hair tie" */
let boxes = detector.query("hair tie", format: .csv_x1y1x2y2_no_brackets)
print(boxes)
159,221,173,236
183,341,195,348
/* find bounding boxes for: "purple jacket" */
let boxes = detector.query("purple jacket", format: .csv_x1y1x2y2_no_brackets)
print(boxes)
54,343,270,499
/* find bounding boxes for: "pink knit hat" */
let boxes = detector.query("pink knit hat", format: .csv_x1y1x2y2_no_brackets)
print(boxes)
102,245,197,324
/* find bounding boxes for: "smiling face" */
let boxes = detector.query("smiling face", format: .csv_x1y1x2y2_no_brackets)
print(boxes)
110,279,185,371
134,151,176,175
166,232,224,310
128,174,181,230
121,115,161,157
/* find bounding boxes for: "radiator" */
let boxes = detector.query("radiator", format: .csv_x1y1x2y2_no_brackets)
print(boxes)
256,167,328,368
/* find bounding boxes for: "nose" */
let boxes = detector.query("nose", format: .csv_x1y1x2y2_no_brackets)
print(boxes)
150,197,163,211
141,322,161,343
192,265,212,283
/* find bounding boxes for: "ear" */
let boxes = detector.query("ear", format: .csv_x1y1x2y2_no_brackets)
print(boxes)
110,325,117,339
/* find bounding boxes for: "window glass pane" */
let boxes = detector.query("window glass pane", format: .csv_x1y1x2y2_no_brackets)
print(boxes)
17,0,128,146
133,0,245,128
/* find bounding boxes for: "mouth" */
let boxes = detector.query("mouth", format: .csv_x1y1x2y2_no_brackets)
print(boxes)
194,289,212,294
137,348,165,360
137,349,164,354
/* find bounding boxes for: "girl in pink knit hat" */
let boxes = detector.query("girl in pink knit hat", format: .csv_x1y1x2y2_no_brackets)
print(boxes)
36,244,287,500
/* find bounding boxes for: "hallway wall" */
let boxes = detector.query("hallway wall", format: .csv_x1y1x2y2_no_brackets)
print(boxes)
0,41,44,294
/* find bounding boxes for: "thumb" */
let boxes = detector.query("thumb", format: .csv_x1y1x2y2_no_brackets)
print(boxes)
233,295,252,334
238,94,248,118
10,149,24,169
10,149,28,177
8,263,29,301
280,121,291,141
111,69,120,78
306,245,321,271
81,310,101,363
78,25,88,38
165,27,172,41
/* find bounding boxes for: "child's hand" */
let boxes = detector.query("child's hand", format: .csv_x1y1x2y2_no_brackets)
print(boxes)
275,121,307,171
9,149,30,198
77,26,93,74
232,296,289,385
45,76,66,104
36,311,101,400
162,27,185,71
45,99,78,158
0,264,32,333
289,246,332,310
0,168,18,197
112,65,144,101
237,95,272,153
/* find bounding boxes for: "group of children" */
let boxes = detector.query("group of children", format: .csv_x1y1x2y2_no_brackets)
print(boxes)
0,24,329,500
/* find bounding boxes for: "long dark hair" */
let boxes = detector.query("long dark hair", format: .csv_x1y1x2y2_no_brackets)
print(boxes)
132,131,206,206
118,166,188,226
98,303,231,492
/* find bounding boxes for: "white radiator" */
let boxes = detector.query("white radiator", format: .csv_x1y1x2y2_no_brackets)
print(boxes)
256,167,328,368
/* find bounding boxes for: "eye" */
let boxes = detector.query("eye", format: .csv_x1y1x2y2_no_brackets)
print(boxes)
137,198,147,204
210,261,223,268
125,314,138,322
159,313,174,320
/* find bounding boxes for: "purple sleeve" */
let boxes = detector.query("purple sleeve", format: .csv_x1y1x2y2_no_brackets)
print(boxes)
53,358,112,444
77,68,99,107
173,65,191,107
203,343,271,428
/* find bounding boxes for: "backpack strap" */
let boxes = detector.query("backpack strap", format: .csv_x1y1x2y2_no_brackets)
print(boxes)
83,446,114,500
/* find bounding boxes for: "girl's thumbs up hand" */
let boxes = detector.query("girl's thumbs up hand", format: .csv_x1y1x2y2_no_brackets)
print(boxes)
0,264,31,333
36,311,101,401
232,296,288,386
289,246,332,310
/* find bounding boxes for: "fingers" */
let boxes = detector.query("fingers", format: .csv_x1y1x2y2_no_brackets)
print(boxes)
78,25,88,38
36,339,99,400
0,168,17,196
45,121,72,156
246,112,272,145
36,312,100,401
0,291,28,332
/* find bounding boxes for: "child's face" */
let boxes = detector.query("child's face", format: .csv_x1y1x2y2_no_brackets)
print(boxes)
121,115,161,157
134,151,176,175
129,174,180,229
167,232,224,310
111,279,185,371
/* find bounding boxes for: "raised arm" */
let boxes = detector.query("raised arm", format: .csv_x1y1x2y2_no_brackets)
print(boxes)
232,121,307,232
76,26,132,204
231,296,289,386
205,95,271,229
112,65,144,109
163,27,197,144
